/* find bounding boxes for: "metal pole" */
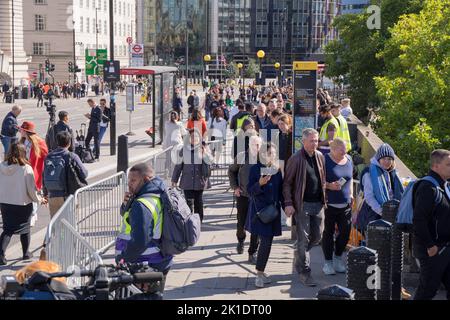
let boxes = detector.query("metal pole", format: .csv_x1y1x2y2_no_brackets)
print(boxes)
185,1,189,97
109,0,116,156
73,21,77,90
11,0,15,102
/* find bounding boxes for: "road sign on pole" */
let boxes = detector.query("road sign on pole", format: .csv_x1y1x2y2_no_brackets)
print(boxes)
131,43,144,67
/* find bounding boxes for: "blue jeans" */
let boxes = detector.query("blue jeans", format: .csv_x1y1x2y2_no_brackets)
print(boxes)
99,126,108,145
1,136,16,156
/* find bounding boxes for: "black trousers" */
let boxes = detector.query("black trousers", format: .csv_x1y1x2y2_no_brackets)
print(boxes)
236,195,259,255
85,129,100,159
414,246,450,300
256,235,274,272
184,190,204,222
322,204,352,261
0,233,30,258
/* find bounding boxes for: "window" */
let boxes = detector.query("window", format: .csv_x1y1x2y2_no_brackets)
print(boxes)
104,21,107,35
80,0,83,8
118,1,122,15
34,0,47,4
93,19,96,34
33,42,49,55
80,17,84,33
35,15,46,31
86,17,90,33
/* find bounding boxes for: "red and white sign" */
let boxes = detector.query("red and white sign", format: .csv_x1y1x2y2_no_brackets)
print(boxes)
132,44,144,55
126,37,133,45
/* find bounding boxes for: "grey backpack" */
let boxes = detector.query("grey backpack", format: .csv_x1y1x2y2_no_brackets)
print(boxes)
158,187,201,256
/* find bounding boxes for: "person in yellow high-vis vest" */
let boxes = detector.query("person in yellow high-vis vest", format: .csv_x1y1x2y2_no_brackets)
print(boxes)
319,105,340,152
115,163,173,295
330,103,352,152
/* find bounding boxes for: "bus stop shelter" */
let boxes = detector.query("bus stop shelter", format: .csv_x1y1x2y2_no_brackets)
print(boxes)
120,66,178,148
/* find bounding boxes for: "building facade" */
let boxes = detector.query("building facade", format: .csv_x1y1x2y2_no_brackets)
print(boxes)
251,0,341,66
341,0,369,14
0,0,31,86
23,0,136,83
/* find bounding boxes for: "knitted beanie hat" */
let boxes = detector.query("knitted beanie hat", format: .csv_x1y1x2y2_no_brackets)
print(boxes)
375,143,395,161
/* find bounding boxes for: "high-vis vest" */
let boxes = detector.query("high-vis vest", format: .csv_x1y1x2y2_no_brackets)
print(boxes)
336,114,352,152
236,114,251,132
115,195,163,260
320,116,340,143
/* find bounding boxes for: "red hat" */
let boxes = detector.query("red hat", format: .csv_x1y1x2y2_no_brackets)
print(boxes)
20,121,36,134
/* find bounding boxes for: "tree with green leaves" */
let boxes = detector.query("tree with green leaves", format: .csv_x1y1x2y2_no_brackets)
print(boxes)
324,0,423,120
373,0,450,176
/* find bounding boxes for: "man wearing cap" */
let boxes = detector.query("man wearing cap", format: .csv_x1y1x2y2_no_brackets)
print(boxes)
1,105,22,156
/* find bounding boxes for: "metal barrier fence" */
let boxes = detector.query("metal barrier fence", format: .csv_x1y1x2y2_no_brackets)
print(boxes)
74,172,127,254
208,139,233,188
43,196,103,287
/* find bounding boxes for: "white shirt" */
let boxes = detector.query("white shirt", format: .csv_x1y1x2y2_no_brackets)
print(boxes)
210,117,228,143
341,106,353,119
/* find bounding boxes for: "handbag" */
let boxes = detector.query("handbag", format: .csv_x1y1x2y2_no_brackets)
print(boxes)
66,154,88,195
252,198,279,224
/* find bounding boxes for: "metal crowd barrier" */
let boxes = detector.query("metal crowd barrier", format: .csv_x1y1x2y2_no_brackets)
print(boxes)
43,196,103,286
208,139,233,188
74,172,127,254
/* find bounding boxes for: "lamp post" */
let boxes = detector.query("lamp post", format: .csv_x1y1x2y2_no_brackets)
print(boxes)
11,0,15,102
204,54,211,86
257,50,265,86
237,62,244,91
274,62,281,86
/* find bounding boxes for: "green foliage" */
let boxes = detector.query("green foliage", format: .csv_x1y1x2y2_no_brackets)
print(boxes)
374,0,450,176
244,58,260,79
324,0,423,119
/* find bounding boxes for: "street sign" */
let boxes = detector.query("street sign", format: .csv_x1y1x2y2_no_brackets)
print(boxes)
131,43,144,67
126,84,135,112
293,61,319,153
86,49,108,76
103,60,121,82
126,37,133,45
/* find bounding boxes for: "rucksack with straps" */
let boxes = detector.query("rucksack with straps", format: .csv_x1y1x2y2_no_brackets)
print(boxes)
396,176,444,232
157,187,201,256
43,155,67,192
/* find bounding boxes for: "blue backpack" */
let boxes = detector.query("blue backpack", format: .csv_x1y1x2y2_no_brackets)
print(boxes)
396,176,444,232
43,154,67,192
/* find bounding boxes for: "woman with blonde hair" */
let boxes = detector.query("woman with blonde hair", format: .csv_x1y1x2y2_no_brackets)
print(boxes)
322,138,354,275
0,143,46,265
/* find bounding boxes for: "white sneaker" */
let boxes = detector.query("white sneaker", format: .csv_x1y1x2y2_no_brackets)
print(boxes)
333,255,347,273
255,273,272,288
255,275,265,288
323,261,336,275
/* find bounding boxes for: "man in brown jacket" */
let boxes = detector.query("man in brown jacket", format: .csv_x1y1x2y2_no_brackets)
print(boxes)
283,128,327,287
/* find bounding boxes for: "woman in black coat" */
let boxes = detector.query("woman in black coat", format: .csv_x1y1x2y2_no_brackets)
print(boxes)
246,143,284,288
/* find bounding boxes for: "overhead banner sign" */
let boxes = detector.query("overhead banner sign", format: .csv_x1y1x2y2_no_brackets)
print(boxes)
131,43,144,67
293,61,318,153
86,49,108,75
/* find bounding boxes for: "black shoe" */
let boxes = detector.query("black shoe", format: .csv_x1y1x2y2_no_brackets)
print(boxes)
248,253,257,265
236,241,244,254
0,256,7,266
22,252,33,260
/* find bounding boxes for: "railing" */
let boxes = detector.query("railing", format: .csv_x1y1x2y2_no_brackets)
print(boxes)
74,172,127,254
43,196,103,286
208,138,233,188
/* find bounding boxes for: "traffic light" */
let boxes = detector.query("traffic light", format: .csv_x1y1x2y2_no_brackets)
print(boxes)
68,62,73,73
50,64,56,72
74,65,81,73
45,59,50,72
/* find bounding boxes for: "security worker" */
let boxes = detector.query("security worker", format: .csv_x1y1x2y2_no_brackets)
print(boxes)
115,163,173,295
330,103,352,152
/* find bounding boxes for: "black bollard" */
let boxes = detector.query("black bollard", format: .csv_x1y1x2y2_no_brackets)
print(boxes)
367,219,392,300
117,135,129,173
382,200,404,300
347,246,378,300
317,285,355,300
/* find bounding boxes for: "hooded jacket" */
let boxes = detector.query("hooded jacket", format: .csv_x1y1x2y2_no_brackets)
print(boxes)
1,112,19,138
